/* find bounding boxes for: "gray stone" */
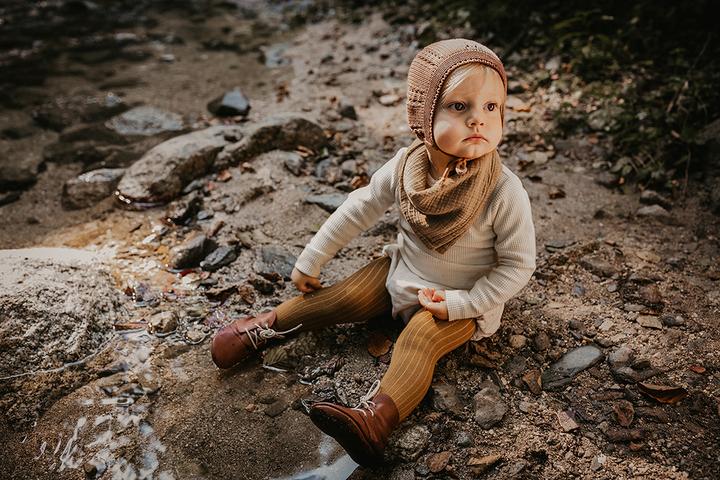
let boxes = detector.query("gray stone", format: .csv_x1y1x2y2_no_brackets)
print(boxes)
200,246,237,272
169,234,217,269
338,101,357,120
637,204,671,220
105,106,184,137
62,168,125,209
661,314,685,327
640,190,672,209
116,125,243,203
395,425,430,461
254,245,296,280
215,114,328,168
207,88,251,117
281,151,305,176
455,431,473,447
579,256,616,278
431,383,464,417
305,193,348,212
541,345,604,390
264,397,289,417
473,382,508,429
164,194,203,225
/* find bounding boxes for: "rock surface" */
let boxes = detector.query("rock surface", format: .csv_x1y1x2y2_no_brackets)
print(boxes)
105,105,184,137
116,125,243,203
541,345,604,390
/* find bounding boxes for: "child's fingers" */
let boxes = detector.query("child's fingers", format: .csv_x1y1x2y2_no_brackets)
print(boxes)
431,290,445,302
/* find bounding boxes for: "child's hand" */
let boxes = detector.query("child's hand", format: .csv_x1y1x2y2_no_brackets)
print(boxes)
418,287,449,320
291,267,322,293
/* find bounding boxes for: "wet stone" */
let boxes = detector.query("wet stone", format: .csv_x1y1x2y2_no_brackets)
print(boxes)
207,88,251,117
200,245,237,272
305,193,348,212
169,234,217,269
473,382,508,429
254,245,297,280
105,106,184,137
541,345,604,391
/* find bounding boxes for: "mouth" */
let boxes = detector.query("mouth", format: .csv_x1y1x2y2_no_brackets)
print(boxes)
464,134,487,142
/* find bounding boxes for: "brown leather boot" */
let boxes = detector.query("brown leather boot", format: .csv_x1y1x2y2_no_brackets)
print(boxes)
309,382,399,467
210,310,302,369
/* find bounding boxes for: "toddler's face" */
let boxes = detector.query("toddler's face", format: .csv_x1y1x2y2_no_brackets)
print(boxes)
432,68,504,160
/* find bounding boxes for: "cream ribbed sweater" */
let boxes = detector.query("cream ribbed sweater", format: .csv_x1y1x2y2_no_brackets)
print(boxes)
294,146,536,340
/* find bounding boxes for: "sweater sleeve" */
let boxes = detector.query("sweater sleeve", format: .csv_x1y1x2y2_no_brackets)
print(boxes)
444,172,537,321
293,147,405,278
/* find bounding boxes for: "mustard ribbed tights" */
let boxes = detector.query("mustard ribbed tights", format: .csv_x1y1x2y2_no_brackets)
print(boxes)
274,256,476,421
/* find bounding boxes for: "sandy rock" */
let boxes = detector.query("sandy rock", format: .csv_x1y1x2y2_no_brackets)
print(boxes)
0,248,128,425
62,168,125,209
116,125,243,203
148,311,177,334
509,334,527,349
640,189,672,209
395,424,430,461
637,204,671,220
637,315,663,329
215,113,328,168
431,383,464,417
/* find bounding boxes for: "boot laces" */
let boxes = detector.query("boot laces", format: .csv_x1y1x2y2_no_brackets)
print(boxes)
244,323,303,350
352,380,381,416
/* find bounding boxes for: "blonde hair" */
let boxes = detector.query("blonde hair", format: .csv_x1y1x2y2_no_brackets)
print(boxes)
438,63,505,115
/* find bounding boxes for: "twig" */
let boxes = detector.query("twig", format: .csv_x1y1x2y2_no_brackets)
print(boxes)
666,33,712,114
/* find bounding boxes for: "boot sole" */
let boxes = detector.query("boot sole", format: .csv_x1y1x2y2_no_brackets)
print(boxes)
309,405,383,467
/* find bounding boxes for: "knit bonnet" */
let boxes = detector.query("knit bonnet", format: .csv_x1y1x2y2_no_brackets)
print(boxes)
406,38,507,150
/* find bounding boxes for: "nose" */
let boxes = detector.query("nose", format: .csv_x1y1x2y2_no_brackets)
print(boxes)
466,107,485,128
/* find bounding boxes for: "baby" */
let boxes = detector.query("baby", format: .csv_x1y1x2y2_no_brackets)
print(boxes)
211,38,536,467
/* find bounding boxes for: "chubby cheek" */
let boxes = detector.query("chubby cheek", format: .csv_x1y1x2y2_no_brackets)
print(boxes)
432,117,458,149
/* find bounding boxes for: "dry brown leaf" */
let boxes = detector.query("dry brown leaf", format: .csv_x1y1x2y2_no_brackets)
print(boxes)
367,331,392,358
522,369,542,396
427,451,452,473
637,382,688,405
467,454,502,475
688,365,706,374
216,170,233,182
548,185,566,199
613,400,635,427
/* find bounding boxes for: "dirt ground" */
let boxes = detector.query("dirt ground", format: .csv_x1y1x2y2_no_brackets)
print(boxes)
0,2,718,479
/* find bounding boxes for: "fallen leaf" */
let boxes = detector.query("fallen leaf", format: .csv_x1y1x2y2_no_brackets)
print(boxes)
467,454,502,475
522,369,542,396
637,382,688,405
613,400,635,427
688,365,706,374
427,451,451,473
367,331,392,358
